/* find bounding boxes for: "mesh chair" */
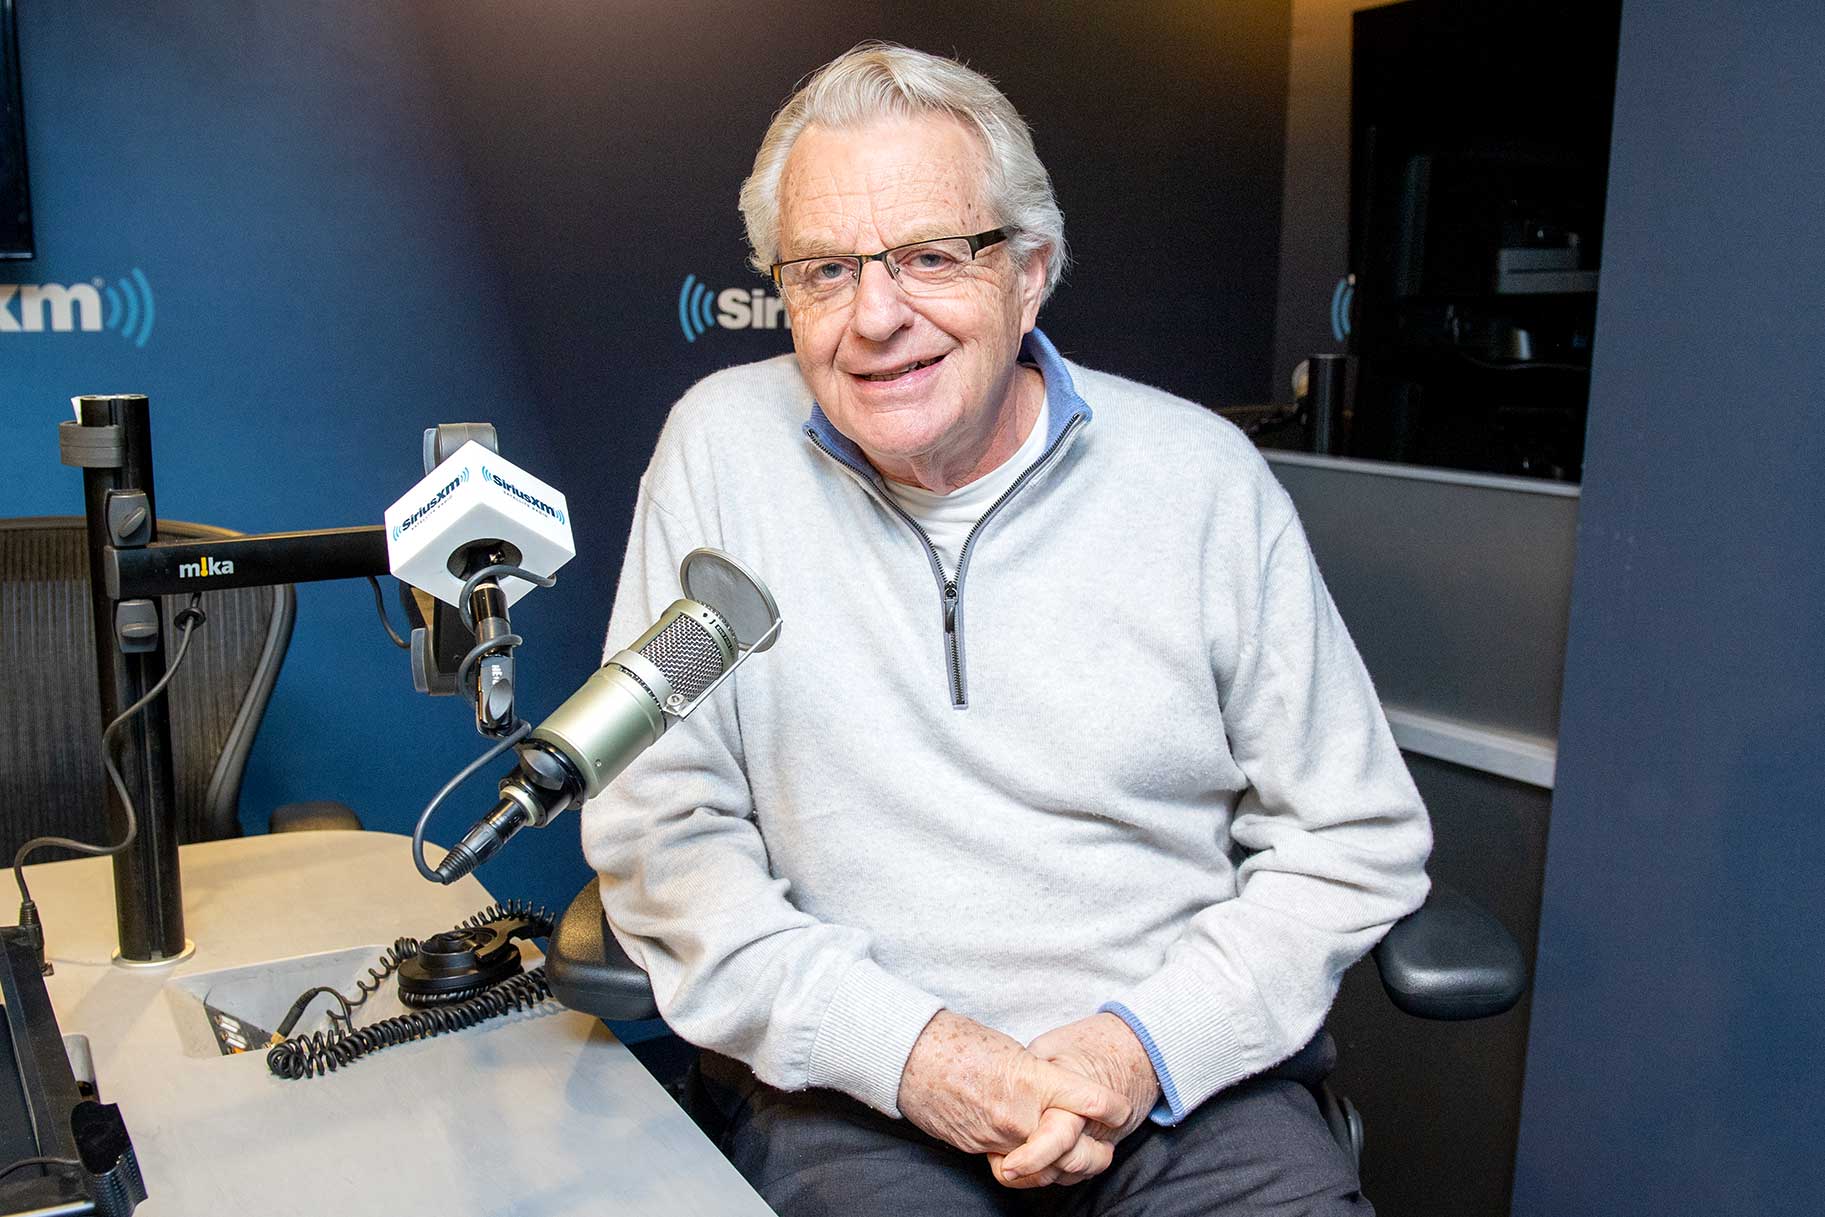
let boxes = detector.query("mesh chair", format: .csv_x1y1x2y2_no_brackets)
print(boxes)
0,516,360,861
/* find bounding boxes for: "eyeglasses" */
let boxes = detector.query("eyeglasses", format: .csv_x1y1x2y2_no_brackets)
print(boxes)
770,228,1010,307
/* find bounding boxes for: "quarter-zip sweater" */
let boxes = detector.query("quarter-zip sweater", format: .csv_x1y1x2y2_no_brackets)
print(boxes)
582,329,1432,1123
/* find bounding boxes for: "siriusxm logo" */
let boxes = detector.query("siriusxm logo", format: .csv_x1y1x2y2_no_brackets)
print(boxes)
391,468,470,541
0,269,156,347
481,465,565,525
1330,274,1354,343
677,274,790,342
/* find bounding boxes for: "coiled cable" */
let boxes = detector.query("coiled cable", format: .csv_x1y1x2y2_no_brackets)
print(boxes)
344,937,419,1018
456,899,554,935
266,901,555,1080
266,967,552,1080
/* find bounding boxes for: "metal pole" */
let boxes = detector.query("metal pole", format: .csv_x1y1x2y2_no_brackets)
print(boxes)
1307,353,1352,457
71,394,186,962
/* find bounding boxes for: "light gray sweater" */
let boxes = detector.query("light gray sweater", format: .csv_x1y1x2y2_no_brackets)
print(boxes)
581,329,1432,1122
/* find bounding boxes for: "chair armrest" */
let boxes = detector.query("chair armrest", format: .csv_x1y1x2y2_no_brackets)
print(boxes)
545,880,662,1021
543,877,1525,1025
268,801,364,833
1372,883,1527,1020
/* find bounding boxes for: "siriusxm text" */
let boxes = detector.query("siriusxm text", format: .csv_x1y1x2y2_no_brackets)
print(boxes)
483,467,564,523
395,475,465,539
0,283,101,333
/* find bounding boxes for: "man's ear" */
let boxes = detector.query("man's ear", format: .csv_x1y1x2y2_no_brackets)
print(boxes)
1017,244,1050,332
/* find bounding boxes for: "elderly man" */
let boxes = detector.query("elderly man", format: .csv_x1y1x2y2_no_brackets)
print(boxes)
584,42,1431,1217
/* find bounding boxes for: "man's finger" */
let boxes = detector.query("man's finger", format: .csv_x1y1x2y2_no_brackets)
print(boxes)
989,1151,1063,1191
1053,1132,1114,1180
998,1107,1084,1181
998,1163,1062,1190
1041,1062,1133,1129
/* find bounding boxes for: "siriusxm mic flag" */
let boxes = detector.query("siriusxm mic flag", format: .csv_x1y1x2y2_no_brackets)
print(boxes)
385,441,575,608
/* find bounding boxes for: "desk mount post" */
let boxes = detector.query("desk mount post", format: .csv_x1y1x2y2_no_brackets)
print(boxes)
59,396,403,965
64,394,187,963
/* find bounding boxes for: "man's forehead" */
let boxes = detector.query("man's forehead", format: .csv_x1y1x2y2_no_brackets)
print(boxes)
778,117,988,253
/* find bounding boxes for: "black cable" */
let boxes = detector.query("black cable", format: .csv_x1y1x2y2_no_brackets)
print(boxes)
409,719,530,884
13,594,206,911
266,903,557,1080
405,564,556,881
342,937,421,1020
269,903,551,1041
454,563,555,633
366,575,410,650
449,563,556,727
0,1155,80,1182
266,967,553,1079
452,563,553,709
273,985,355,1039
270,941,420,1043
454,631,523,712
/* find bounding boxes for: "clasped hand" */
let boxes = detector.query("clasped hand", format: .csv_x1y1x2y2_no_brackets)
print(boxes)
897,1010,1161,1190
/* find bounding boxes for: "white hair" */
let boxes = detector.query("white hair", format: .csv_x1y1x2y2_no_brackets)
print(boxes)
738,42,1068,301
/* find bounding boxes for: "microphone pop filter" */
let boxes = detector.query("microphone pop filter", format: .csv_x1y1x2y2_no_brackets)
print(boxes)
679,548,781,653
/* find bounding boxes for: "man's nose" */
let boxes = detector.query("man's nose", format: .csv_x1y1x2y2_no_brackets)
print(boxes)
849,260,913,341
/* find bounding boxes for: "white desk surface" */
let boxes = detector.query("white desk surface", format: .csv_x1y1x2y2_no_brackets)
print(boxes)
22,830,776,1217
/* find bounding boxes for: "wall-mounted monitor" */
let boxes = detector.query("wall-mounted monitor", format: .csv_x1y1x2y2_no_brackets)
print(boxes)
1,0,32,261
1347,0,1622,483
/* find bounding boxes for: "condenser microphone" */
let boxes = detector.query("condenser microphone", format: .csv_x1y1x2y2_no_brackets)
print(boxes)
427,548,781,883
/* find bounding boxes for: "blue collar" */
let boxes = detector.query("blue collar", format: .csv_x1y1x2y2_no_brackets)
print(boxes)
804,327,1094,478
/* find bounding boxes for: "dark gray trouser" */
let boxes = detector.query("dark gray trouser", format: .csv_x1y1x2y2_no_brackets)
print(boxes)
696,1052,1373,1217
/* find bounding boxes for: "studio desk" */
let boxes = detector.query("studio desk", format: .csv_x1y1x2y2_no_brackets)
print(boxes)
20,830,776,1216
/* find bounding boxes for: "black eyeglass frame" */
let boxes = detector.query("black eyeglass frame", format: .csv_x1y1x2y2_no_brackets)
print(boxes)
769,227,1011,292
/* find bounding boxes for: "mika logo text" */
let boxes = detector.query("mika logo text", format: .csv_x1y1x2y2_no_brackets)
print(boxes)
678,274,790,342
178,556,235,579
0,269,157,347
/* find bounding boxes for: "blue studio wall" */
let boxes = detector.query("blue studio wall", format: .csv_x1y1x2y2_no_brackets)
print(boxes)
1,3,585,911
2,2,1291,919
1512,1,1825,1212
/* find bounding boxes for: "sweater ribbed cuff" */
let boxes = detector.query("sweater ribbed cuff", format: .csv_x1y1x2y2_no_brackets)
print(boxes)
1105,960,1266,1122
1098,1002,1184,1124
804,960,946,1118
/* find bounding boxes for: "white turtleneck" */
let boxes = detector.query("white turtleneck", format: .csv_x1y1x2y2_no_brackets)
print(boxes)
878,395,1050,577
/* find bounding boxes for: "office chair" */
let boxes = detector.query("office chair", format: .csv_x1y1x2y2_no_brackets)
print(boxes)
0,516,362,860
543,876,1525,1169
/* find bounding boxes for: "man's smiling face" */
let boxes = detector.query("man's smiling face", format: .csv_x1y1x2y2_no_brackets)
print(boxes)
778,114,1047,490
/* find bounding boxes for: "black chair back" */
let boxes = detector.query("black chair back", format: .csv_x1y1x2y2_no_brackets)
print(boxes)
0,516,294,856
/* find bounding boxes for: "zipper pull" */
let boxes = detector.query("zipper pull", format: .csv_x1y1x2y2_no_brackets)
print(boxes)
943,581,958,631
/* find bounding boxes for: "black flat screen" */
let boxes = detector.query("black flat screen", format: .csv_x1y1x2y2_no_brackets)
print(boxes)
1,0,31,261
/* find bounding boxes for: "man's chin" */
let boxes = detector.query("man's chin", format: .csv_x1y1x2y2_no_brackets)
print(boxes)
833,400,956,455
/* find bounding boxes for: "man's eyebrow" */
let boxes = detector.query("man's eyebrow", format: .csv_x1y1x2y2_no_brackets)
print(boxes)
779,242,852,261
781,230,959,260
884,231,962,249
778,227,856,260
